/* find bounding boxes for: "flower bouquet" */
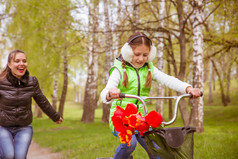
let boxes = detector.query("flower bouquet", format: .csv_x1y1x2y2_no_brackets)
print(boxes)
111,103,163,146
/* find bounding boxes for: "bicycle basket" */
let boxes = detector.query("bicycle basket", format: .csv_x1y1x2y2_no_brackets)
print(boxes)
143,126,196,159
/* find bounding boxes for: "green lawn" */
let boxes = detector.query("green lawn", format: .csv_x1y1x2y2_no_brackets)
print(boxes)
31,99,238,159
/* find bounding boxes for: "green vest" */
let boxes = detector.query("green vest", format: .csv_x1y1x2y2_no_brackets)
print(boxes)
109,58,154,132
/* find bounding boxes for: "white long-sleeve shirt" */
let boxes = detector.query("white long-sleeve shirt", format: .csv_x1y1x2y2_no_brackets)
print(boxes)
100,66,191,104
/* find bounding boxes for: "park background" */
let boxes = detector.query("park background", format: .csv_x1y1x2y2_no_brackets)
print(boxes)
0,0,237,158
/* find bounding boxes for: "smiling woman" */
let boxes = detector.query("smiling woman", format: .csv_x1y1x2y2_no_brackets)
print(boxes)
0,50,26,80
0,49,63,159
7,50,28,79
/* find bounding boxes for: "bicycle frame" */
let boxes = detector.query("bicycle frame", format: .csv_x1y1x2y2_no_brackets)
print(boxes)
119,93,193,126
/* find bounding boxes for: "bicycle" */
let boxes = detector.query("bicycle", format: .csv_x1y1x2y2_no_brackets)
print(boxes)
118,93,203,159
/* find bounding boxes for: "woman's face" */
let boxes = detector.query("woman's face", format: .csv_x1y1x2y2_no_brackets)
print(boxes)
8,53,28,79
131,44,150,68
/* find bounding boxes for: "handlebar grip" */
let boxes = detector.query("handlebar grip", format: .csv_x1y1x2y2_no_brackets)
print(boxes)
119,93,125,98
189,91,203,98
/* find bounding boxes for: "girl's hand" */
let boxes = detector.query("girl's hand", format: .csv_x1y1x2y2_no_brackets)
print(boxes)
56,117,63,124
186,87,202,98
107,88,121,100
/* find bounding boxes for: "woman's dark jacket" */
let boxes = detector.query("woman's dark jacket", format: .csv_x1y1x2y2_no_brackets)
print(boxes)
0,71,60,127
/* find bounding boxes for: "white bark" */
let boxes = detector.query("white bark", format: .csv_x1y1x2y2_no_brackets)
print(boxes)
114,0,121,60
52,70,59,109
190,0,204,133
156,0,165,115
133,0,140,26
102,0,113,123
104,0,113,79
82,0,99,123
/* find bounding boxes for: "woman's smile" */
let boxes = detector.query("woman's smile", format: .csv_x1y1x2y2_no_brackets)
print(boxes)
8,53,28,79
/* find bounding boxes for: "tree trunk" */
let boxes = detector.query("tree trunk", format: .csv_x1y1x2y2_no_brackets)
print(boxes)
189,0,204,133
226,67,231,103
176,0,190,126
81,0,99,123
102,0,113,123
208,60,213,103
156,0,165,116
132,0,140,32
114,0,122,60
211,59,228,106
52,70,59,110
58,51,68,117
166,57,173,119
165,21,176,120
168,34,178,77
225,54,236,103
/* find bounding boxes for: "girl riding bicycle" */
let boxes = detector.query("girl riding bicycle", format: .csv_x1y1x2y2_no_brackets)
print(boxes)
100,32,201,159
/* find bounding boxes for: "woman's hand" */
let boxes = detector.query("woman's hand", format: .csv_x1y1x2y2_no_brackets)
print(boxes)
106,88,121,101
56,117,63,124
186,86,202,98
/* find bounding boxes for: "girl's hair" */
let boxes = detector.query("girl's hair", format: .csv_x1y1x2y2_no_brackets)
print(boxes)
127,32,152,49
122,32,152,88
0,49,26,81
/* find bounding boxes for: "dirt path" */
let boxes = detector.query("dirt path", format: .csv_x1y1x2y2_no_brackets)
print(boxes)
27,141,63,159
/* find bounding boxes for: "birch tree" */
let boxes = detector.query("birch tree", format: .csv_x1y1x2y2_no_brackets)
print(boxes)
58,48,68,117
102,0,113,123
81,0,99,123
52,69,59,110
132,0,140,32
156,0,165,116
114,0,122,59
189,0,204,133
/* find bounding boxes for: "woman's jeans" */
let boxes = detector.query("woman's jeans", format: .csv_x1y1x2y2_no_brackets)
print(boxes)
113,130,161,159
0,125,33,159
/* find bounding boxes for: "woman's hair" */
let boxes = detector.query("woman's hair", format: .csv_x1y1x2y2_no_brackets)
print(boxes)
122,32,152,88
0,49,26,81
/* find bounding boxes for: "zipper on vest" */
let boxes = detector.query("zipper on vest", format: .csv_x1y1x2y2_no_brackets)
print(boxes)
18,80,20,85
134,68,140,105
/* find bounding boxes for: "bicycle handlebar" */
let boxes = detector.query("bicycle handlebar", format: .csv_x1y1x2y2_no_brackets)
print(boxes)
118,92,203,126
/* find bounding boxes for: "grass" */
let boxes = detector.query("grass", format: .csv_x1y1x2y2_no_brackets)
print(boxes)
195,106,238,159
32,101,238,159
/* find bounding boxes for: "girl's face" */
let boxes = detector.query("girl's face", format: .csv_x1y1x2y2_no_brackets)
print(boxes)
131,44,150,68
8,53,28,79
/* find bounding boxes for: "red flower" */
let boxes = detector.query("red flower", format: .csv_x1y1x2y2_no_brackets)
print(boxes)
128,113,149,135
128,114,144,128
124,103,138,117
114,106,126,117
135,121,150,136
111,116,126,132
112,104,138,146
145,110,163,128
118,129,134,146
112,104,163,146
